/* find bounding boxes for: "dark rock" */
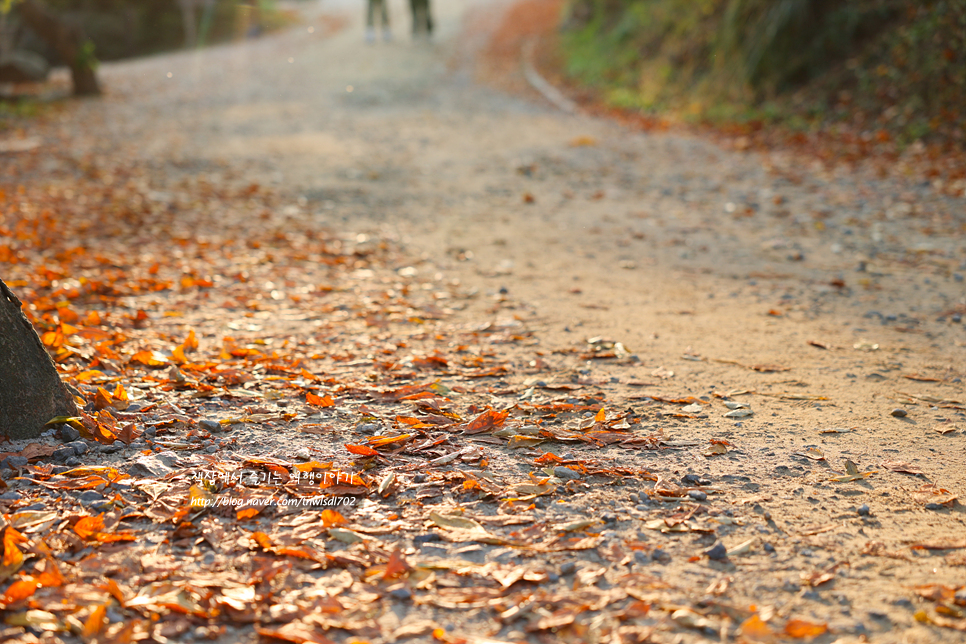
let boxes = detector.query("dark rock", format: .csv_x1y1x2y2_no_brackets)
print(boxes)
78,490,105,505
413,473,427,483
547,572,560,583
0,491,21,500
414,533,441,546
890,408,907,418
681,474,711,486
0,50,49,83
704,542,727,560
553,466,581,480
601,512,617,523
924,503,945,511
857,504,871,516
4,455,28,469
559,561,576,575
687,490,708,502
59,424,81,442
198,420,221,432
52,447,75,462
763,543,775,553
389,587,412,600
143,426,157,439
65,456,81,466
633,550,650,564
893,598,914,609
628,492,640,503
19,503,45,512
67,441,88,455
651,548,670,562
634,503,649,512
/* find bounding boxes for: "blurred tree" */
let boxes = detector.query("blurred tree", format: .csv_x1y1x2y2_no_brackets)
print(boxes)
11,0,100,94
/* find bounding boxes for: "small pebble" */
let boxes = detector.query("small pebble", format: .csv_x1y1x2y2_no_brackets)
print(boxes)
547,572,560,583
205,445,218,454
0,491,21,501
357,423,380,434
687,490,708,502
857,504,871,516
763,542,775,553
601,512,617,523
890,408,907,418
67,441,88,455
628,492,640,503
3,455,28,469
924,503,945,511
634,504,649,512
78,490,105,505
52,447,75,462
559,561,577,575
704,542,727,560
413,533,441,546
633,550,650,564
553,466,581,480
59,424,81,442
389,587,411,600
198,420,221,432
651,548,670,562
413,473,427,483
681,474,711,486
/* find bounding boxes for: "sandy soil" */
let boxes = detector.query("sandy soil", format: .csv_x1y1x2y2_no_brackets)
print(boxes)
2,0,966,642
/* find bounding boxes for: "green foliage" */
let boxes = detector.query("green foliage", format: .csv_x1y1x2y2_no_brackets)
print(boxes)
16,0,291,61
560,0,965,142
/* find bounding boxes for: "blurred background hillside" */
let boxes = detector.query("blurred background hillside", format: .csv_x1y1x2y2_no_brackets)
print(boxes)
560,0,965,152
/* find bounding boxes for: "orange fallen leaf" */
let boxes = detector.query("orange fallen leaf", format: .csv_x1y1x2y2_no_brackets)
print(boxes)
463,409,509,434
784,619,828,639
2,526,27,568
94,387,114,410
307,392,335,407
346,444,378,457
739,614,773,640
82,602,108,638
0,579,39,606
594,408,606,423
383,548,410,580
319,509,348,527
74,515,106,540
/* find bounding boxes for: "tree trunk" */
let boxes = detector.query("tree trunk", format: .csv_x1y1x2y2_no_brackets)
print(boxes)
0,279,78,441
16,0,100,96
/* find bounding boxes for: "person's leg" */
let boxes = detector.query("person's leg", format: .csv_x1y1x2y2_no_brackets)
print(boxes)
365,0,376,42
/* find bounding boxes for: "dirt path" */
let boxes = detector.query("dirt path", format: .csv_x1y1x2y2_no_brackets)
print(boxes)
3,0,966,642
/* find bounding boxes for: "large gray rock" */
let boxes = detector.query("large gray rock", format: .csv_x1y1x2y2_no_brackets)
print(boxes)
0,50,49,83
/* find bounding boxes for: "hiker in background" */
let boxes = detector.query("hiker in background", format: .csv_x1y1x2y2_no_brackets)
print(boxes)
410,0,432,39
366,0,391,43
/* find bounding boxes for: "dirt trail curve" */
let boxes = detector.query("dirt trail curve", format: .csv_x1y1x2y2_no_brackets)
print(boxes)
8,0,966,641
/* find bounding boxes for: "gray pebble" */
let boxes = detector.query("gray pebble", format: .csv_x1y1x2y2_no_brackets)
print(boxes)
893,598,914,609
857,504,871,516
20,503,44,512
553,466,581,480
559,561,577,575
601,512,617,523
65,456,81,466
634,504,649,512
651,548,670,562
547,572,560,583
687,490,708,502
413,473,427,483
890,408,907,418
782,581,801,592
389,587,411,600
924,503,945,511
681,474,711,486
78,490,105,505
205,445,218,454
763,542,775,553
100,444,120,453
357,423,380,434
414,533,441,546
633,550,650,564
4,455,28,468
704,542,727,560
52,447,75,462
628,492,640,503
198,420,221,432
144,426,157,439
67,441,88,455
59,424,81,442
0,491,21,501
